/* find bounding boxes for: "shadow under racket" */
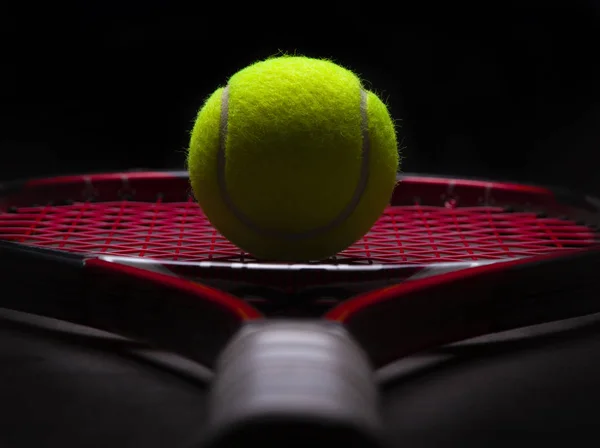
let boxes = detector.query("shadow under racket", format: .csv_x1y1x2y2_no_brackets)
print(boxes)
2,306,600,448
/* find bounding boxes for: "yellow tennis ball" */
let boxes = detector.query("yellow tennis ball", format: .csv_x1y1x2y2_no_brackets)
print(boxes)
187,56,399,261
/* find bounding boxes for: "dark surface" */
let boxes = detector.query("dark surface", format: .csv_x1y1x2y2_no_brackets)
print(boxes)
2,309,600,447
0,310,211,448
2,4,600,193
380,316,600,447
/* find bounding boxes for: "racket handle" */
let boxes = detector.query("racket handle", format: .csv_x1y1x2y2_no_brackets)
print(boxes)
200,320,383,448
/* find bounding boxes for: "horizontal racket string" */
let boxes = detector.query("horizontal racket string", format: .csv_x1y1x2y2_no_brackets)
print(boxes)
0,201,596,264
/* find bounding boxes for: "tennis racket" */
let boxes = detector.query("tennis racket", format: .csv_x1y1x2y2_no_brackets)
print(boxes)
1,170,599,448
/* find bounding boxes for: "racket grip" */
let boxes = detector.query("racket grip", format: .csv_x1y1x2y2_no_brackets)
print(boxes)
200,320,383,448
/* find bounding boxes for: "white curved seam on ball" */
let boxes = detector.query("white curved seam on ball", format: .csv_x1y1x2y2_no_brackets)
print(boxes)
217,84,371,240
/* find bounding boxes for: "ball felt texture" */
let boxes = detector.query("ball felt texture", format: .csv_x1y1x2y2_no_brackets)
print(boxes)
187,56,399,261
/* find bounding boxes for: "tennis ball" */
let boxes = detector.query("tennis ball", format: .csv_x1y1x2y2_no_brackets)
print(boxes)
188,56,399,261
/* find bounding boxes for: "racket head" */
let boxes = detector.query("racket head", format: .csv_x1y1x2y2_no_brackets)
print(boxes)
1,170,599,367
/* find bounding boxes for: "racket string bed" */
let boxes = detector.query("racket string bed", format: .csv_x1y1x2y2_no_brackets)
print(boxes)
0,202,595,264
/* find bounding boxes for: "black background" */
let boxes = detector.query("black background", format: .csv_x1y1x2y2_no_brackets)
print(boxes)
2,3,600,446
3,3,600,192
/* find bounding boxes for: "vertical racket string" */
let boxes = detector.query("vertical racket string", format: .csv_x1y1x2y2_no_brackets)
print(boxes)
449,209,477,261
535,217,563,249
484,207,511,256
20,204,52,244
388,207,407,262
500,213,572,251
58,202,91,250
138,196,162,258
360,229,372,260
100,201,127,254
415,204,441,259
209,211,219,261
173,197,194,261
